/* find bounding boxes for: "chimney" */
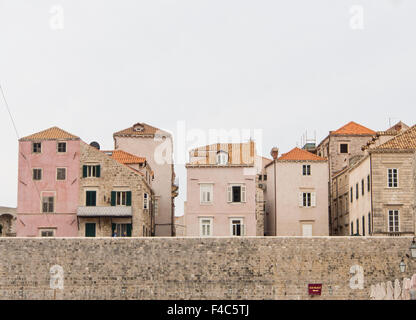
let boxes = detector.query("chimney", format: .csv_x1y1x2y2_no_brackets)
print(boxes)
270,147,279,160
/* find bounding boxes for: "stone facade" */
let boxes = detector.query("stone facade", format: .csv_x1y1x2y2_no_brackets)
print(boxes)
0,237,415,300
78,142,154,237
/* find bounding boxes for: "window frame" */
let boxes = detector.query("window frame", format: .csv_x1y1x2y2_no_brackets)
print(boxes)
57,141,67,153
39,228,56,237
302,164,311,176
387,168,398,188
388,209,400,232
200,183,213,204
340,143,349,154
216,151,229,165
143,192,149,209
32,142,42,154
41,196,55,213
32,168,42,181
227,184,246,203
230,218,244,237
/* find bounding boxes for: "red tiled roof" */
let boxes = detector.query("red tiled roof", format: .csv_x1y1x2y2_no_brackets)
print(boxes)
278,147,326,161
374,125,416,150
331,121,375,136
107,150,146,164
20,127,79,141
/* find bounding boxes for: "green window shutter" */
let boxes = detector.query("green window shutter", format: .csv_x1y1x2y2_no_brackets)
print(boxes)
126,191,132,206
112,223,116,236
111,191,116,206
126,224,132,237
82,165,87,178
96,165,101,177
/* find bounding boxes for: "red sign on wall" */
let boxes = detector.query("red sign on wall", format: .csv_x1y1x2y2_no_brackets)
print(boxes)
308,284,322,295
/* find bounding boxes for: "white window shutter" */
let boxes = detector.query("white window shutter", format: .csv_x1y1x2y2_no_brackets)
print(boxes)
299,192,304,207
227,185,232,202
311,192,316,207
241,185,246,202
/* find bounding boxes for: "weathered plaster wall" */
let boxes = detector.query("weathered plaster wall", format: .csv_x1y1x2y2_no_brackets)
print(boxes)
0,237,415,300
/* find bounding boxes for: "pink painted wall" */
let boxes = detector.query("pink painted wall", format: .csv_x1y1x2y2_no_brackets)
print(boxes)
185,167,257,236
17,139,80,236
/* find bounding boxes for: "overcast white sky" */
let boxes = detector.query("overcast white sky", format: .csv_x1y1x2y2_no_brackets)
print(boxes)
0,0,415,215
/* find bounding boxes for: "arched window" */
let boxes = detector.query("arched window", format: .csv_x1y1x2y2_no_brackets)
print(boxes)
216,151,228,165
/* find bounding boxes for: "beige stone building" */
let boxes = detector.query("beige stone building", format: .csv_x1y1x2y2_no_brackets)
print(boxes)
113,123,177,236
317,121,376,235
0,207,16,237
264,147,329,236
332,122,415,236
77,142,154,237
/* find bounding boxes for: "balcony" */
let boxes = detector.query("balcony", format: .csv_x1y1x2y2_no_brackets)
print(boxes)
77,206,132,217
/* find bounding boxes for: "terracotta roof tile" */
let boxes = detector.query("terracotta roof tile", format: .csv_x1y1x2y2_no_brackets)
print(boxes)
113,122,169,137
331,121,375,136
20,127,79,141
106,150,146,164
374,125,416,150
278,147,326,161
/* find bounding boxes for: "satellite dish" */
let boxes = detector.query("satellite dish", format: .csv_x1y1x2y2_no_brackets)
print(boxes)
90,141,100,150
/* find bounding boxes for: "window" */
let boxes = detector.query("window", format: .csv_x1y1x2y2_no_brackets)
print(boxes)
143,193,149,209
216,151,228,165
302,224,313,237
302,165,311,176
361,179,364,196
227,184,246,203
388,169,398,188
340,143,348,154
362,216,365,236
368,212,371,235
32,168,42,181
82,165,101,178
112,223,132,237
42,196,54,213
350,222,354,235
263,175,267,181
57,142,66,153
85,191,96,206
299,192,316,207
367,175,370,192
39,229,55,237
356,183,359,199
200,218,213,236
32,142,41,153
110,191,131,206
116,191,128,206
388,210,399,232
350,187,353,203
230,219,244,236
56,168,66,180
200,184,213,204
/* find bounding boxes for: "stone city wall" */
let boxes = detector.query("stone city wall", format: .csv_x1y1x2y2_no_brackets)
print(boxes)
0,237,415,300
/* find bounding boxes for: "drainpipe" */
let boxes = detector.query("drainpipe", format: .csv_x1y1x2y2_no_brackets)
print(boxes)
270,147,279,236
370,153,374,235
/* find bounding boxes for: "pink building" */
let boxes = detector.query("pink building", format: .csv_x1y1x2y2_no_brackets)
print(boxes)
184,141,264,237
264,147,329,236
17,127,80,237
